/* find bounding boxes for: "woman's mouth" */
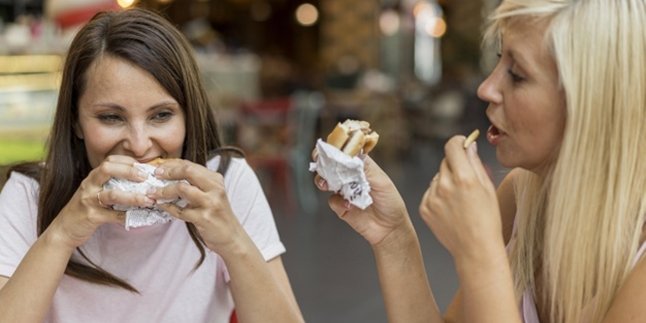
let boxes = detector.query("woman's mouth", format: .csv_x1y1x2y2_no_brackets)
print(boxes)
487,124,505,145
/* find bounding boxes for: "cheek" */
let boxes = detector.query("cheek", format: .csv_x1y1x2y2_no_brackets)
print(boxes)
161,123,186,157
519,107,565,163
81,127,120,167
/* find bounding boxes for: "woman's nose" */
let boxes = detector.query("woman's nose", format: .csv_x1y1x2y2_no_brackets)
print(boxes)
477,68,503,105
123,125,152,157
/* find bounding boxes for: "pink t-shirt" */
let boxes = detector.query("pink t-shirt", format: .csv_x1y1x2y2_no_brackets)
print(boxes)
0,157,286,323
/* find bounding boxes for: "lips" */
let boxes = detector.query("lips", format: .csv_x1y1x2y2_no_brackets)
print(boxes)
486,124,506,145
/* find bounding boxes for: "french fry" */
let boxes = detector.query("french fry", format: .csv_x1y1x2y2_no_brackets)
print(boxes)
463,129,480,149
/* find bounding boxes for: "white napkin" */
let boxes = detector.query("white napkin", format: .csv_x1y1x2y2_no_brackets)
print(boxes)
103,163,188,230
309,139,373,210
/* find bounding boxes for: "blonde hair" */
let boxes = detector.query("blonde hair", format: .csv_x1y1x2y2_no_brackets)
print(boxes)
486,1,646,322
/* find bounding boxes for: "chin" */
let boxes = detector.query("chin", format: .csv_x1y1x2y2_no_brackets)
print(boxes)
495,149,527,170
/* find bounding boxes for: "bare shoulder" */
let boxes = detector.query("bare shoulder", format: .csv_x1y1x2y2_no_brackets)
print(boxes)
0,275,7,290
602,255,646,322
497,168,521,244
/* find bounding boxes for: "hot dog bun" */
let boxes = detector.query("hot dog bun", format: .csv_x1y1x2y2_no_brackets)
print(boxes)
326,119,379,156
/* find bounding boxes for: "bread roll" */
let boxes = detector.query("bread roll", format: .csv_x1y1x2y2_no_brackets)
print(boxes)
147,158,165,166
326,119,379,156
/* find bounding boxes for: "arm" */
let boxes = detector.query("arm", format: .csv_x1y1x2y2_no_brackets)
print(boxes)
151,159,303,323
226,252,302,322
0,228,74,323
419,136,521,323
442,167,519,322
602,255,646,322
373,218,441,323
0,156,154,322
316,156,443,323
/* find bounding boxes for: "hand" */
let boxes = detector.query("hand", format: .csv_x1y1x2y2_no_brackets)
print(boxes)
314,155,409,246
147,159,248,256
419,136,502,263
50,155,154,249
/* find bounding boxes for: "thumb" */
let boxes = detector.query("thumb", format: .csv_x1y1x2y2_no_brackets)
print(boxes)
466,142,491,186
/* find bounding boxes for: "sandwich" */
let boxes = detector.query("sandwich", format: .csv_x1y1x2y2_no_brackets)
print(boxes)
103,157,185,230
326,119,379,156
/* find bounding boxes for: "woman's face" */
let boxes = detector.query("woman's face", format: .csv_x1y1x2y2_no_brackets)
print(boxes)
76,55,186,168
477,21,566,173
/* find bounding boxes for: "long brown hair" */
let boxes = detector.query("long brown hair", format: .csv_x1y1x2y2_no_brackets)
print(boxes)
16,8,241,292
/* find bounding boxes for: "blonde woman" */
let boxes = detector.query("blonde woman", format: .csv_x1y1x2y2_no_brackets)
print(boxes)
316,0,646,322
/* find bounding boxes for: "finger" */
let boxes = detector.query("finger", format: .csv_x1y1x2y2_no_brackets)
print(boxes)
154,160,220,192
105,155,153,179
418,187,431,219
444,136,484,187
420,173,441,223
328,194,351,218
158,203,190,222
99,189,155,209
443,135,472,174
432,159,456,200
311,148,319,161
362,155,394,189
438,159,451,183
92,160,149,186
314,174,328,191
466,142,492,186
148,181,204,207
104,211,126,225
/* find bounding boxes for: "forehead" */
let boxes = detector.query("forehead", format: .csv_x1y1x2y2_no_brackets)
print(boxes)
79,55,176,107
501,18,558,76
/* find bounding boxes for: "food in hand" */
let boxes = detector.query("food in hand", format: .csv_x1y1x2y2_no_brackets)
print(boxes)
147,157,165,166
463,129,480,149
326,119,379,156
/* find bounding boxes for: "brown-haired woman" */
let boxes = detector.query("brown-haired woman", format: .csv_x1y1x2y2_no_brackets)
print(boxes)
0,8,303,323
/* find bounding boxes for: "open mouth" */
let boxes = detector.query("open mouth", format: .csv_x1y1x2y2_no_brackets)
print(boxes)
487,124,506,144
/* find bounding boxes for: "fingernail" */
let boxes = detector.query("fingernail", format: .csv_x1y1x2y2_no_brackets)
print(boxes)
143,198,155,207
154,168,164,176
138,170,149,179
317,178,327,189
146,187,156,195
343,200,351,209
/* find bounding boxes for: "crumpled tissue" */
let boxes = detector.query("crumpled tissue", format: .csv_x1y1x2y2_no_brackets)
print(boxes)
103,163,188,230
309,139,373,210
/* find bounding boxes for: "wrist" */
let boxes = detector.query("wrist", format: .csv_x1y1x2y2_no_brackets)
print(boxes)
213,230,260,263
372,218,418,255
40,226,77,255
454,238,508,280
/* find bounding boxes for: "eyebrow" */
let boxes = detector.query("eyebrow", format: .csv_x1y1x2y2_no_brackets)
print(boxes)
508,49,527,64
92,101,180,111
506,48,533,74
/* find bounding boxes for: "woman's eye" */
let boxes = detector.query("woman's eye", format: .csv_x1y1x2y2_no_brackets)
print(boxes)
508,68,525,83
152,111,173,122
98,114,123,124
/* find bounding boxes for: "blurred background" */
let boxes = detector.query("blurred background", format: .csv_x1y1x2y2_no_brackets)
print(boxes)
0,0,508,322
